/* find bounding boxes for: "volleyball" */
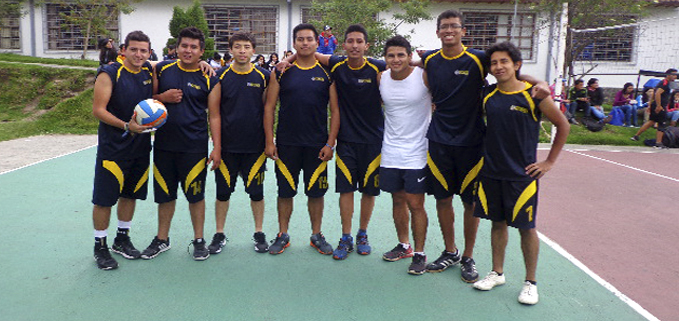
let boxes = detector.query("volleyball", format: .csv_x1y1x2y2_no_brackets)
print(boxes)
134,99,167,128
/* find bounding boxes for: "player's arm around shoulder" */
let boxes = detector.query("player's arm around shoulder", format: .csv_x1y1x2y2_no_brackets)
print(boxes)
207,82,222,171
525,96,570,179
320,82,340,161
519,74,550,100
152,63,183,104
263,71,280,160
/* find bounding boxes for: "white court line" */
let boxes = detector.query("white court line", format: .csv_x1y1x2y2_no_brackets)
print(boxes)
567,149,679,183
538,148,667,321
0,144,97,176
538,233,660,321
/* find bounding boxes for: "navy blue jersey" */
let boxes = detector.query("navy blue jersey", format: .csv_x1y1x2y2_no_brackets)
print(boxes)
97,61,153,160
423,47,488,146
328,56,386,144
154,60,218,153
217,64,270,153
275,61,332,146
481,82,542,181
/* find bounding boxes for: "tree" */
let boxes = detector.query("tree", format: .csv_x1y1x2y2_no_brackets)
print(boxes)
531,0,649,81
308,0,432,56
49,0,142,60
166,0,214,60
0,0,25,20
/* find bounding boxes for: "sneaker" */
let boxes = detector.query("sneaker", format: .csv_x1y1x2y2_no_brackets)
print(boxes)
654,143,669,149
208,233,227,254
382,243,414,262
310,233,333,255
355,232,371,255
140,237,171,260
332,235,354,260
518,281,539,305
269,233,290,255
473,271,506,291
192,238,210,261
408,253,427,275
426,250,461,272
630,135,639,141
94,246,118,270
460,256,479,282
253,232,269,253
111,235,141,260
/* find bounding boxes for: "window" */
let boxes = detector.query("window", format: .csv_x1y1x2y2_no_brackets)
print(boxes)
300,6,322,24
203,5,278,55
462,11,536,60
0,11,21,50
573,19,635,62
45,3,119,51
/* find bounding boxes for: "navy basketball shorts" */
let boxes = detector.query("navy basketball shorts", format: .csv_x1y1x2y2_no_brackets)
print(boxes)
473,176,539,229
426,140,483,204
92,155,151,207
335,141,381,196
650,107,668,128
153,149,207,204
379,167,428,194
214,152,267,202
275,145,328,198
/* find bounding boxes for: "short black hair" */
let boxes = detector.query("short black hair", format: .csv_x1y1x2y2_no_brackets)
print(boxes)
574,79,584,86
486,41,523,78
587,78,598,86
229,31,257,49
437,10,464,30
177,27,205,50
666,68,678,75
344,24,368,43
384,35,411,56
124,30,151,50
293,23,318,40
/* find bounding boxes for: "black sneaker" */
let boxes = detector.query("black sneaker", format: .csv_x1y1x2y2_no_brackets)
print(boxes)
208,233,227,254
426,250,461,273
460,256,479,283
111,235,141,259
310,232,333,255
269,233,290,255
382,243,414,262
140,237,171,260
253,232,268,253
630,135,640,141
94,246,118,270
408,253,427,275
192,238,210,261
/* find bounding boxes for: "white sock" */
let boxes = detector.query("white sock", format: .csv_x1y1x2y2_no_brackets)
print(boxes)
414,251,425,256
118,220,131,229
400,242,411,250
94,230,107,239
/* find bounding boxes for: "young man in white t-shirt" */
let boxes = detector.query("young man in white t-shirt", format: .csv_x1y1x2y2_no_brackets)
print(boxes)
377,35,433,275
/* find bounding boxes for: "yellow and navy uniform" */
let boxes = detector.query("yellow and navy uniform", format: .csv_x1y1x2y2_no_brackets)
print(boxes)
154,60,218,153
422,47,488,203
152,60,218,204
275,61,332,146
214,64,270,202
274,61,332,198
92,61,153,207
422,46,488,146
474,82,542,229
328,56,385,196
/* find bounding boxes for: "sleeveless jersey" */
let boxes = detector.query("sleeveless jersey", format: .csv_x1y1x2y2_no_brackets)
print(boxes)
379,67,432,169
481,82,542,181
217,64,270,153
275,61,332,146
422,47,488,146
97,61,153,160
154,60,218,153
328,56,386,144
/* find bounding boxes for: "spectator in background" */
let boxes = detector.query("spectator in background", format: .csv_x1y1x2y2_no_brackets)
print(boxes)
666,90,679,127
317,25,338,54
163,45,177,60
208,52,222,70
264,53,279,71
284,50,294,59
253,54,265,67
149,49,158,61
586,78,605,117
98,38,117,66
222,52,232,67
567,79,588,116
613,82,636,126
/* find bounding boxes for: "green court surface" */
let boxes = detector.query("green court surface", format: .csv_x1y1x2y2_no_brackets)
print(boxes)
0,147,647,321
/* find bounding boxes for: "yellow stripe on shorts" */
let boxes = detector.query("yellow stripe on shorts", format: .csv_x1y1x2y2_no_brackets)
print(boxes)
275,159,296,192
460,157,483,194
336,155,352,185
218,160,231,188
307,161,328,191
184,158,206,194
246,153,267,188
153,163,169,195
477,181,488,216
102,160,124,193
513,180,537,222
427,153,448,191
133,167,150,193
363,154,381,188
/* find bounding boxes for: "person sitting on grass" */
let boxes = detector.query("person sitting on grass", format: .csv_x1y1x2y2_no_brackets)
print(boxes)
566,79,588,117
665,90,679,127
612,82,637,127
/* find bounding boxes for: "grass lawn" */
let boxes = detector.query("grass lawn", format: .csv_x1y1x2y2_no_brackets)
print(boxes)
0,53,99,68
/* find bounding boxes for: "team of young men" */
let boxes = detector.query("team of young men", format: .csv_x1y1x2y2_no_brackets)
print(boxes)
91,10,568,305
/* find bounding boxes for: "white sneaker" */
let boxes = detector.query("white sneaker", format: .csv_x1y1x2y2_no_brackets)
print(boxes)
518,281,539,305
473,271,506,291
